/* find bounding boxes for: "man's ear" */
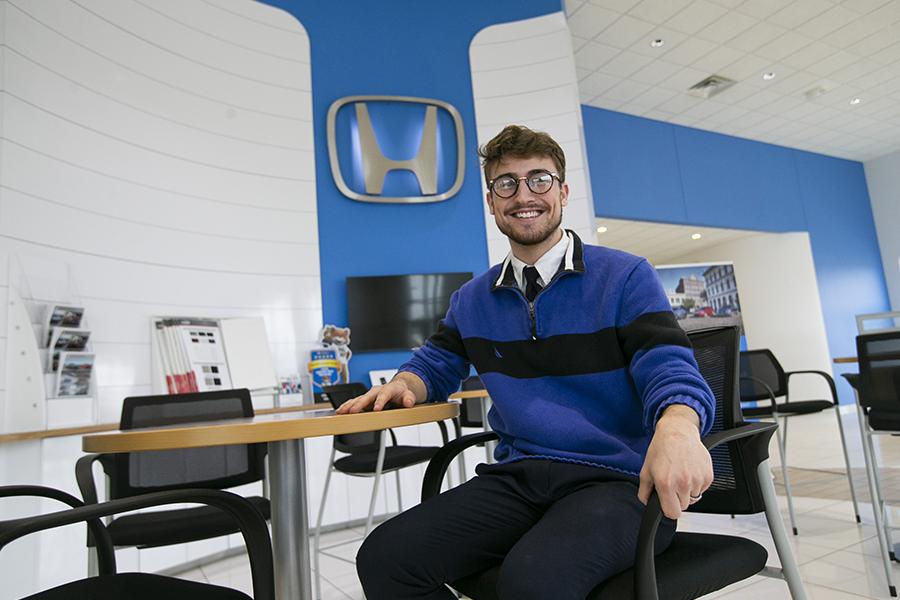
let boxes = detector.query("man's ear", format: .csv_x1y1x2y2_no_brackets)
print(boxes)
560,182,569,207
486,192,495,215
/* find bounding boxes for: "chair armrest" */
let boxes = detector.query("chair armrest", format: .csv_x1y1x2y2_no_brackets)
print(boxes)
0,485,116,576
740,375,779,411
75,453,104,505
633,422,778,600
421,431,499,502
0,488,275,600
785,369,838,405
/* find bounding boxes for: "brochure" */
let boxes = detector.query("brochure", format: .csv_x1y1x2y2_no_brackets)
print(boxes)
49,328,91,371
55,352,95,398
44,305,85,345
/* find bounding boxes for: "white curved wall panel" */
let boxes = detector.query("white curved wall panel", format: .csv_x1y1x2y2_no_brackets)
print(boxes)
470,12,598,265
0,0,320,430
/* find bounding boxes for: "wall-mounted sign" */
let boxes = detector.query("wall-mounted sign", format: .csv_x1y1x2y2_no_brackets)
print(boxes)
326,95,465,203
655,262,745,333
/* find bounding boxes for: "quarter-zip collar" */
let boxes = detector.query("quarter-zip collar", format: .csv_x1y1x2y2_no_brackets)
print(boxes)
492,229,585,292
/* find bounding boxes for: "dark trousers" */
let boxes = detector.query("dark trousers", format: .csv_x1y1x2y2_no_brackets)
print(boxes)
356,459,676,600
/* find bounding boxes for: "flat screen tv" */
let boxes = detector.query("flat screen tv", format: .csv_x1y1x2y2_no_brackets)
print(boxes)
347,272,473,353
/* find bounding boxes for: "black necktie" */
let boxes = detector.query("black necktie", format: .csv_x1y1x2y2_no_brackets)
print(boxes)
523,266,543,303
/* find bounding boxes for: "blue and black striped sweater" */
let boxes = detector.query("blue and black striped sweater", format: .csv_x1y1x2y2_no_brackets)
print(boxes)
400,230,715,477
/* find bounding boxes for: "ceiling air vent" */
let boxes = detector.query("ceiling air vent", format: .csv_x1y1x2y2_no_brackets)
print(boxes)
687,75,736,99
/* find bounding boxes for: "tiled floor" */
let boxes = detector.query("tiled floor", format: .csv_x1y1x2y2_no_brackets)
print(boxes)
175,407,900,599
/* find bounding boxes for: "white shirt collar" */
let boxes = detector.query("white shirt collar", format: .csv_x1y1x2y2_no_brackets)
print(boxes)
509,230,570,294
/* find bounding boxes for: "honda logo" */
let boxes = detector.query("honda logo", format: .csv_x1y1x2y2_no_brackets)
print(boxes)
326,95,465,203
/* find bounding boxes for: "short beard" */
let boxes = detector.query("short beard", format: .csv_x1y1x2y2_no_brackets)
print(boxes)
496,208,563,246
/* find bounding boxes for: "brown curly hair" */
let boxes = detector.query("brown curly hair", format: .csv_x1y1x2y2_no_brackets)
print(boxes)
478,125,566,188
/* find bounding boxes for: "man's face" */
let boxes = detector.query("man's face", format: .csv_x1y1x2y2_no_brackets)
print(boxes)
486,155,568,247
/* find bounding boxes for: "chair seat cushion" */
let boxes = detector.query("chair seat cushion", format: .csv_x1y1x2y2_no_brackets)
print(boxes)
743,399,832,417
451,532,768,600
24,572,252,600
334,445,440,474
868,409,900,431
107,495,270,548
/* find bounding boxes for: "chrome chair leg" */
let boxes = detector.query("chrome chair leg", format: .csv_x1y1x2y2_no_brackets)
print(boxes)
774,414,798,535
313,447,337,600
364,431,388,537
394,470,403,513
758,459,808,600
833,404,861,522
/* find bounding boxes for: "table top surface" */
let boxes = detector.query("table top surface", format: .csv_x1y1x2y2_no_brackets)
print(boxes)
82,402,459,453
833,356,858,364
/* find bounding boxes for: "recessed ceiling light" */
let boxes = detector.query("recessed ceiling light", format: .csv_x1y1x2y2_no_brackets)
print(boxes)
762,72,776,81
597,226,608,233
691,233,702,240
650,39,665,48
850,97,861,105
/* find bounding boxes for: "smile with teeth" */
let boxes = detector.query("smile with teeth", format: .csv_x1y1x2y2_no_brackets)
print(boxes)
511,209,545,219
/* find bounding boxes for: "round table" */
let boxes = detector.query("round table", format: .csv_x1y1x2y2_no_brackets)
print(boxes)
83,402,459,600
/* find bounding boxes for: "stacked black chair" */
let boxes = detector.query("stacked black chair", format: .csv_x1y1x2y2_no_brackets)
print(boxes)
421,326,807,599
0,485,273,599
75,389,270,560
842,330,900,597
313,382,452,599
739,349,859,534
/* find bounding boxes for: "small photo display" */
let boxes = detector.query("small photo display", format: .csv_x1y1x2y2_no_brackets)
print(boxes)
55,352,95,398
45,305,85,344
50,328,91,371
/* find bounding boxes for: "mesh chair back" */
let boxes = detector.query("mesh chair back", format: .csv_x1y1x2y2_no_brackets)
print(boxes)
738,349,787,401
108,389,265,499
321,383,384,454
686,327,768,515
857,331,900,412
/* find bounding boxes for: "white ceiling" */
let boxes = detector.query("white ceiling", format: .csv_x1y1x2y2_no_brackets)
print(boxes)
567,0,900,161
594,217,765,263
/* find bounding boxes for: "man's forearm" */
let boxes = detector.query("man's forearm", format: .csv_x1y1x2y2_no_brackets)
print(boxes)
391,371,428,404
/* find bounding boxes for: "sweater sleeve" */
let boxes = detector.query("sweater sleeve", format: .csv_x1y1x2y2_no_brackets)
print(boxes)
398,290,471,402
615,259,716,436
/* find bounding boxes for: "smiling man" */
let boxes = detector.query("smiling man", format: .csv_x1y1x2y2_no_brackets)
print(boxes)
342,125,716,600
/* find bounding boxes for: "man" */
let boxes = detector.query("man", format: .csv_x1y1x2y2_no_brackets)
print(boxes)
338,125,715,600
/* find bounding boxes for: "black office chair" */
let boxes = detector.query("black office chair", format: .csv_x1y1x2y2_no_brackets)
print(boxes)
0,485,273,599
739,349,859,534
313,382,451,599
841,330,900,597
421,326,807,600
75,389,270,558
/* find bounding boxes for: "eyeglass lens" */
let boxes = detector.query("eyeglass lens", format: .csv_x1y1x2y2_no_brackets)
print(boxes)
491,172,555,198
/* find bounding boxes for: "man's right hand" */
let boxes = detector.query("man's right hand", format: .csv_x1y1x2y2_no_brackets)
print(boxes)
334,374,424,414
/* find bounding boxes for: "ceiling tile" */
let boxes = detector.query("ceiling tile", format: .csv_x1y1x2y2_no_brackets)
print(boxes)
625,25,690,57
768,0,835,29
779,101,833,121
575,41,623,69
805,50,859,76
598,50,656,77
696,10,759,43
576,67,592,80
689,44,745,73
735,0,794,20
709,0,746,8
589,0,644,11
706,103,752,122
767,70,819,94
628,86,680,108
568,4,621,39
630,59,684,84
571,35,592,52
755,31,816,61
736,88,783,110
843,64,898,90
658,65,716,91
720,53,773,80
758,94,806,115
728,21,789,52
566,0,589,15
795,5,860,38
780,41,841,70
627,0,694,24
578,70,622,96
663,36,720,66
596,14,658,47
654,92,705,113
827,15,887,49
602,79,653,101
839,1,892,17
679,99,730,119
639,107,679,121
666,1,731,34
846,24,900,57
865,1,900,24
870,41,900,65
829,58,883,84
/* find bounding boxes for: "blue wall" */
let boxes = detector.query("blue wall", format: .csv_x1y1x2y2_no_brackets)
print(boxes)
583,106,890,402
263,1,561,381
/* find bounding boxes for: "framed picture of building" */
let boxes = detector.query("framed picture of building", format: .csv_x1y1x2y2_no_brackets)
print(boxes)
654,262,744,333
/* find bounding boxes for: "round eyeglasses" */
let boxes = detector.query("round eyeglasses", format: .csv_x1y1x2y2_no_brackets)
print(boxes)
488,171,561,198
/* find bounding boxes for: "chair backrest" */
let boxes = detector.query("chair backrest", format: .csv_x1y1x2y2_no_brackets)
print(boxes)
686,327,769,515
107,389,266,499
856,331,900,412
738,349,787,400
459,375,487,428
321,383,383,454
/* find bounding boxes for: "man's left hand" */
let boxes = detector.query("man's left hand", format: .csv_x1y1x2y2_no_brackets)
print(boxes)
638,404,713,520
